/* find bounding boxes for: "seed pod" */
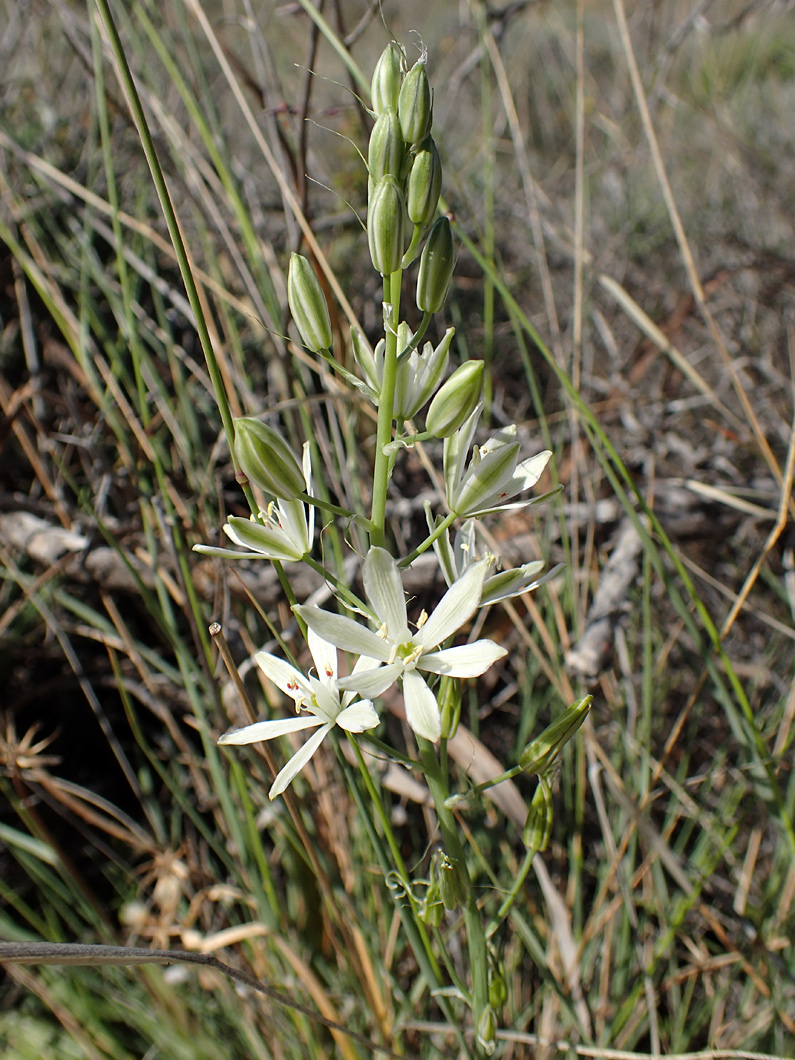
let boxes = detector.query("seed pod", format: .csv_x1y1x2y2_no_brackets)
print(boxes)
371,42,403,116
287,253,332,352
407,136,442,226
233,418,306,499
425,360,484,439
368,106,404,183
368,176,406,276
398,59,432,145
416,216,454,313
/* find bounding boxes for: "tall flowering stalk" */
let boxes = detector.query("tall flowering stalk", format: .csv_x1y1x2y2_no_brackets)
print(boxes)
197,40,582,1059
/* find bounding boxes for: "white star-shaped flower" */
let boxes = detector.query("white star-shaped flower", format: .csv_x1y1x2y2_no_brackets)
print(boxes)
428,510,565,606
294,547,507,743
193,443,314,563
443,406,557,518
218,628,379,798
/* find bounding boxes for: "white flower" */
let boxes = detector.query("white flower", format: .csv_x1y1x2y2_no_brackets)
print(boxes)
443,406,557,518
193,443,314,563
428,511,565,606
294,547,507,743
352,324,452,420
218,628,379,798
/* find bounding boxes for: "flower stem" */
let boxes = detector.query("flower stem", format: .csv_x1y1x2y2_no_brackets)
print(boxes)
418,736,490,1057
398,510,458,568
370,270,402,548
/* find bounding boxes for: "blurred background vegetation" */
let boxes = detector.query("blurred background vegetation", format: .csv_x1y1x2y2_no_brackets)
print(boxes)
1,0,794,1057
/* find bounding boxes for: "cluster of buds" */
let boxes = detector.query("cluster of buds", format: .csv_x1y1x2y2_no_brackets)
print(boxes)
368,44,453,306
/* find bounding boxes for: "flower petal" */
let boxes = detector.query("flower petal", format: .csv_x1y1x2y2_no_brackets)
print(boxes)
452,442,520,516
515,449,552,488
419,639,507,677
268,723,332,798
364,547,410,641
307,627,337,686
416,559,490,649
219,715,322,745
403,670,441,742
255,651,312,703
481,561,562,606
335,699,380,732
294,605,391,661
224,516,305,562
338,662,402,697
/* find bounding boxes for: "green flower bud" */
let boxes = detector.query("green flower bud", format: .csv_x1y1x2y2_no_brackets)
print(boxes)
234,417,305,499
518,696,592,775
425,360,484,438
438,673,461,740
287,253,332,352
476,1005,497,1056
416,216,454,313
419,870,445,927
437,853,468,911
407,136,442,226
371,42,403,116
368,176,406,276
368,106,404,183
488,967,508,1011
522,778,553,855
398,59,432,145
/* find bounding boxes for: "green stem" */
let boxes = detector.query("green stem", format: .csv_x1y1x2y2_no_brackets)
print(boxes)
486,849,534,939
396,310,433,362
93,0,258,517
298,492,357,521
303,556,368,614
398,510,458,568
344,737,473,1058
418,736,489,1057
370,270,402,548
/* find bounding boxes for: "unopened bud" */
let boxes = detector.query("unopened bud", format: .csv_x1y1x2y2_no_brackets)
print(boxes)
416,216,454,313
476,1005,497,1056
488,968,508,1011
398,59,432,145
371,42,403,116
437,673,462,740
425,361,484,438
437,853,468,911
368,106,404,183
522,779,553,855
518,696,591,775
407,137,442,226
287,253,332,352
368,176,406,276
234,418,305,499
